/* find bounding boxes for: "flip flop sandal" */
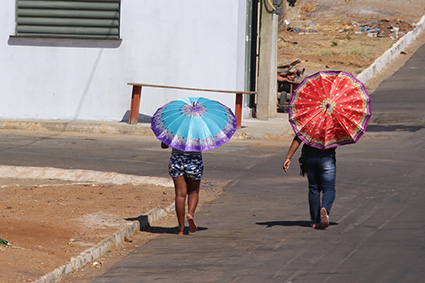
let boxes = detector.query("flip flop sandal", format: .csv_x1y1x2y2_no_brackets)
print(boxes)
320,207,330,228
187,215,197,233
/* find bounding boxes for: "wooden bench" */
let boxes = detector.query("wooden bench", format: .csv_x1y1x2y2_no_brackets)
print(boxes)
127,83,256,128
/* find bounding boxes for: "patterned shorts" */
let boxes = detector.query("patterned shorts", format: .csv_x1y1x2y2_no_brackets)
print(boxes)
169,152,204,180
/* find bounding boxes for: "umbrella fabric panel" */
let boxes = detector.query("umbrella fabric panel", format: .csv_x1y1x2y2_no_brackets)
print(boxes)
151,97,237,152
289,71,371,149
160,97,233,140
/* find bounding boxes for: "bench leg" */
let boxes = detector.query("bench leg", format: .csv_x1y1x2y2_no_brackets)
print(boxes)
235,93,243,128
129,86,142,125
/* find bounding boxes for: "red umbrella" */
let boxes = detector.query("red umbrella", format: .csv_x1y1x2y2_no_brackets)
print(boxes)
288,71,371,149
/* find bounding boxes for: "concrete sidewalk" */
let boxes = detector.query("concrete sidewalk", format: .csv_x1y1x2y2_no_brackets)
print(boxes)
0,112,294,141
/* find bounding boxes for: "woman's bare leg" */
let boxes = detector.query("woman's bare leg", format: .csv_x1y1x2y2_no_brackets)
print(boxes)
172,176,187,234
186,177,201,217
186,177,200,233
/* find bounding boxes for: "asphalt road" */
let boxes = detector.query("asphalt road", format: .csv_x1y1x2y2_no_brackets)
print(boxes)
92,43,424,282
0,43,424,282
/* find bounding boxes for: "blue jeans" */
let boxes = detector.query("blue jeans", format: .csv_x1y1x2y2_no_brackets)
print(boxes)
302,145,336,224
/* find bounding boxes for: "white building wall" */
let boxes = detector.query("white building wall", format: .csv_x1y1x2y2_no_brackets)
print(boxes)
0,0,248,122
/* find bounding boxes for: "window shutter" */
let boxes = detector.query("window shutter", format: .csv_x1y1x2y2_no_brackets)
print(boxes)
16,0,120,39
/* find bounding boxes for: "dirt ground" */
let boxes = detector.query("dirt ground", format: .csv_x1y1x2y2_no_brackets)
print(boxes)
0,178,223,283
1,1,424,282
0,180,175,283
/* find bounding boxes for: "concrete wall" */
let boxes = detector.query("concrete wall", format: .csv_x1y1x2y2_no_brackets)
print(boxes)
0,1,249,122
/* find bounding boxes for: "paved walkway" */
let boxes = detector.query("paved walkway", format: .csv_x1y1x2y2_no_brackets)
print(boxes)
88,40,425,282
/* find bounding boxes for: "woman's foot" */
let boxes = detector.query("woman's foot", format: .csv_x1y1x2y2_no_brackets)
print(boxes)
320,207,330,228
187,214,197,233
177,231,184,235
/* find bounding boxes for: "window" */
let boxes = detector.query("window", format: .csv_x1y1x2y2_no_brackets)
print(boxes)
16,0,120,39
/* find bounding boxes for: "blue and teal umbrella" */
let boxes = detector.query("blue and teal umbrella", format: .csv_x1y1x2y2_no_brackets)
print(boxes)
151,97,237,152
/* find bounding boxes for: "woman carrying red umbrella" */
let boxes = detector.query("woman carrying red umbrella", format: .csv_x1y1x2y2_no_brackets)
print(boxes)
283,136,336,228
282,71,371,229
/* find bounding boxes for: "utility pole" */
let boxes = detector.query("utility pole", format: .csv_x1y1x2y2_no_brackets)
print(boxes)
256,0,281,120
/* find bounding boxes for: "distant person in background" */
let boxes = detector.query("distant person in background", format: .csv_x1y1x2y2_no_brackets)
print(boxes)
161,142,202,235
283,136,336,229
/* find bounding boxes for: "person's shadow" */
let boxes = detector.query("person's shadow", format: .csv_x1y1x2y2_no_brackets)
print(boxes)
256,220,338,228
126,215,208,235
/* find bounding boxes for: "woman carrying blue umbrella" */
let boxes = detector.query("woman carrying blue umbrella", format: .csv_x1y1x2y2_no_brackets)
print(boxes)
152,97,237,235
161,142,203,235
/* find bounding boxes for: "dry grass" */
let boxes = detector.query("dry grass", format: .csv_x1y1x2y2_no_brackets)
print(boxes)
278,22,397,75
318,37,392,59
300,4,317,14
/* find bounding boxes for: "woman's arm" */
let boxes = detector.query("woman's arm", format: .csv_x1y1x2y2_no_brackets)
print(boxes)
283,136,302,172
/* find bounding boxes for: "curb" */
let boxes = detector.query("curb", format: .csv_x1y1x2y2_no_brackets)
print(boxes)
0,165,173,188
34,202,176,283
0,119,154,136
357,15,425,84
0,117,295,141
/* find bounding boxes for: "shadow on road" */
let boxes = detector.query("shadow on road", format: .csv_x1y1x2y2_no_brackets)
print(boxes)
367,125,423,132
126,215,208,234
141,225,208,235
256,220,311,228
256,220,339,228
